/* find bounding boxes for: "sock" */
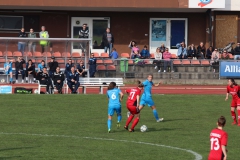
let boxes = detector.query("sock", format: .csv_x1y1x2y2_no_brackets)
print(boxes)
231,111,236,122
22,79,24,83
153,109,159,120
107,119,112,130
16,80,18,83
238,110,240,123
26,77,28,81
10,78,13,82
117,114,122,123
125,114,134,127
131,117,139,130
33,78,36,81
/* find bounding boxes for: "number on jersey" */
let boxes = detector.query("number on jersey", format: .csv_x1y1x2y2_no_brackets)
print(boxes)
210,137,220,150
129,92,135,100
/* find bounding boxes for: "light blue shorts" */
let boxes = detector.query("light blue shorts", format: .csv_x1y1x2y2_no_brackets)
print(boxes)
140,97,155,107
5,69,12,74
108,105,121,116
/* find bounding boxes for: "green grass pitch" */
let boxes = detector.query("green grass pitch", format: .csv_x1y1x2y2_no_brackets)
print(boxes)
0,94,239,160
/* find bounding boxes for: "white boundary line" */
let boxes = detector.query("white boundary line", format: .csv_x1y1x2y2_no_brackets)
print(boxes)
0,132,202,160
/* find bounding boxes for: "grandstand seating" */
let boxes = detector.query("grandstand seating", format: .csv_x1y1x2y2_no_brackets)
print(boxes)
101,53,109,58
121,53,130,58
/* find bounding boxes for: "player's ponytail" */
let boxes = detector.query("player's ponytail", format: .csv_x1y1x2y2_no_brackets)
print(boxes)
108,82,116,90
231,78,237,86
136,80,144,88
217,116,226,127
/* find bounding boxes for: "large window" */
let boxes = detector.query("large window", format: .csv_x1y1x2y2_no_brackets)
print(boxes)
0,16,23,30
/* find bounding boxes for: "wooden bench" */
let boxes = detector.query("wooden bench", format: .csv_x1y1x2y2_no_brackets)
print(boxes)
79,78,124,94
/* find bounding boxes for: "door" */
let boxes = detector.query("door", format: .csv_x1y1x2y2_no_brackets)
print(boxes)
170,20,185,49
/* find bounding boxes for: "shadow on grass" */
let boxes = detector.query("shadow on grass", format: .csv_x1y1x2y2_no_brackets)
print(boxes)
147,128,181,132
0,146,35,159
163,118,192,122
0,156,22,159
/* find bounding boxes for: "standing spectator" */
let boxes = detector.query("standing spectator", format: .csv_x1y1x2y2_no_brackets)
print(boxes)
210,48,220,72
65,59,74,75
4,59,13,84
18,28,27,56
109,48,119,59
176,42,187,59
39,26,53,53
206,46,213,59
187,44,197,59
140,45,150,59
79,24,89,38
28,28,37,53
234,42,240,60
15,57,25,83
48,56,58,77
77,60,87,77
197,42,206,59
53,66,65,94
159,43,166,52
36,67,54,94
128,41,139,57
25,59,36,83
163,48,173,72
102,28,114,53
153,48,162,73
88,53,97,77
37,60,46,72
67,66,80,94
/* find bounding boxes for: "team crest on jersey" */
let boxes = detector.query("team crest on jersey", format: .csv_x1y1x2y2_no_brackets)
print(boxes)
198,0,212,7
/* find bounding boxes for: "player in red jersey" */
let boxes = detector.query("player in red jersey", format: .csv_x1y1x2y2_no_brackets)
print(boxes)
208,116,228,160
225,78,240,126
124,81,144,132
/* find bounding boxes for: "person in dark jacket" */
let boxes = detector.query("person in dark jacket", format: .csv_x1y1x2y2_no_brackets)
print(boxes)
76,60,87,77
140,45,150,59
88,53,97,77
37,67,54,94
102,27,114,53
67,66,80,94
206,46,213,59
65,59,74,75
197,42,206,59
15,57,25,83
187,44,197,59
25,59,36,83
48,56,58,77
79,24,89,38
234,42,240,60
18,28,27,56
53,67,65,94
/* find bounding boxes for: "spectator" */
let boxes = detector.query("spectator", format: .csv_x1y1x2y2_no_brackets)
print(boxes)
67,66,80,94
234,42,240,60
131,48,140,59
102,27,114,53
15,57,25,83
222,49,229,59
4,59,13,84
197,42,206,59
77,60,87,77
28,28,36,53
210,48,220,72
18,28,27,56
128,41,139,57
206,46,213,59
37,60,46,72
53,66,65,94
39,26,53,53
36,67,54,94
159,43,166,52
176,42,187,59
187,44,197,59
48,56,58,77
25,59,36,83
79,24,89,38
65,59,74,75
153,47,162,73
140,45,150,59
163,48,173,72
88,53,97,77
109,48,118,59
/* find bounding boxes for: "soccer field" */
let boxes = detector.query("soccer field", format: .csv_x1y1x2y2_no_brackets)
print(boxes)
0,94,239,160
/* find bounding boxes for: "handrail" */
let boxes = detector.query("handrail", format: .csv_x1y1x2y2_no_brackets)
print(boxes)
0,37,91,41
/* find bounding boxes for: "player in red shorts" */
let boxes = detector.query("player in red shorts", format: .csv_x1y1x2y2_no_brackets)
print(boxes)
208,116,228,160
124,81,144,132
225,78,240,126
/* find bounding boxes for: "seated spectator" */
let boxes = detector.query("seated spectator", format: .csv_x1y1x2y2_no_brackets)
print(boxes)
37,60,46,72
234,42,240,60
36,67,54,94
25,59,36,83
65,59,74,75
53,66,65,94
4,59,13,84
206,46,213,59
15,57,25,83
222,49,229,59
77,60,87,77
109,48,118,59
48,56,58,77
67,66,80,94
163,48,173,72
153,47,162,73
187,44,197,59
140,45,150,59
159,43,166,52
210,48,220,73
128,41,139,58
176,42,187,59
197,42,205,59
131,48,141,59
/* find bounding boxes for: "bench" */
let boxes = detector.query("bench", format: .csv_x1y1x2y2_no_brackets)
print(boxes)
78,78,124,94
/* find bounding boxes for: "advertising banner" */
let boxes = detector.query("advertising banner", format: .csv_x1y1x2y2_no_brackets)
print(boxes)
220,61,240,77
0,85,12,94
189,0,225,8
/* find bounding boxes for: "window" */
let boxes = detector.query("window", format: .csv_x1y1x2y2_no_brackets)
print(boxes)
0,16,23,30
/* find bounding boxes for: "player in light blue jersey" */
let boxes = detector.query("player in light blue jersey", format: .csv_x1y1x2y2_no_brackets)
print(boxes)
4,59,13,84
107,82,124,133
139,74,164,122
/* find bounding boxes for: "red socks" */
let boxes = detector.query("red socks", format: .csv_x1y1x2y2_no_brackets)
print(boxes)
125,115,134,127
238,110,240,124
231,111,236,123
131,117,139,130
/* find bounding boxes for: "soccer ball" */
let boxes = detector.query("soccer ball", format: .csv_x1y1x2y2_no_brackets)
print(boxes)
140,125,148,132
34,89,38,94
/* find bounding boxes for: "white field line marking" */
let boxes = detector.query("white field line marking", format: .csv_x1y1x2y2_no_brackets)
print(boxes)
0,132,202,160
